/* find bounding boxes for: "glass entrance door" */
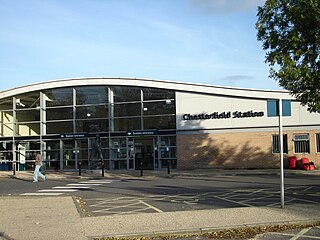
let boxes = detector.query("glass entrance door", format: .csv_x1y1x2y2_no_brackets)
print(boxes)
134,137,155,170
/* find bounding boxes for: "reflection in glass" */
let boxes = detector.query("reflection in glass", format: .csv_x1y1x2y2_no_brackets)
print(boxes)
143,100,175,115
76,105,108,119
15,91,40,109
114,117,141,131
44,88,73,107
46,121,73,134
76,86,108,105
144,116,176,129
0,98,13,110
17,123,40,136
112,86,141,102
114,103,141,117
76,119,108,133
16,109,40,122
143,88,175,101
46,107,73,120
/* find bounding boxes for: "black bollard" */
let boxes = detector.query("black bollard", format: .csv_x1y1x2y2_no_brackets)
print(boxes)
101,160,105,177
140,161,143,177
78,161,82,176
167,159,170,175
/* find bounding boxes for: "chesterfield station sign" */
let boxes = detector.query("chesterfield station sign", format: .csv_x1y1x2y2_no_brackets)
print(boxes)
183,110,264,120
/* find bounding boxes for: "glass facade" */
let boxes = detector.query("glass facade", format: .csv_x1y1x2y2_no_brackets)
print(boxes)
0,85,176,172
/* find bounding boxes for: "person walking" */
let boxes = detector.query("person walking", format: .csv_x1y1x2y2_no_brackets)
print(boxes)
33,151,46,182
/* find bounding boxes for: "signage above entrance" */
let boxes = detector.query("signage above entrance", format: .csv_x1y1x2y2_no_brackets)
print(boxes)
60,133,89,139
127,130,158,136
183,110,264,120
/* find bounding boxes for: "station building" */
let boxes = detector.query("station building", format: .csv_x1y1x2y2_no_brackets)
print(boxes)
0,77,319,172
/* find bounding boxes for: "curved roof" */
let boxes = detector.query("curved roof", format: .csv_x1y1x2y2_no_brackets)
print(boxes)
0,77,292,100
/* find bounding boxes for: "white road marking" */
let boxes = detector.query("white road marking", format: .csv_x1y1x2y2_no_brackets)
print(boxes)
53,186,90,189
38,189,78,192
290,227,312,240
20,193,64,196
139,200,163,212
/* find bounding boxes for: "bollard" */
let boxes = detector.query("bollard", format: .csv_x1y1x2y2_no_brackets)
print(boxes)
140,161,143,177
101,160,105,177
167,159,170,175
78,161,82,176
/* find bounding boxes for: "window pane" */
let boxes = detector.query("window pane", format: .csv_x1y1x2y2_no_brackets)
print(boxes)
317,134,320,153
76,119,109,133
114,117,141,131
114,103,141,117
0,111,13,123
143,100,175,115
0,97,13,110
44,88,73,107
16,109,40,122
293,134,310,153
267,100,278,117
272,134,288,154
46,107,73,120
143,88,175,100
282,100,291,116
76,86,108,105
0,123,14,136
76,105,108,119
112,86,141,102
46,121,73,134
144,116,176,129
15,92,40,109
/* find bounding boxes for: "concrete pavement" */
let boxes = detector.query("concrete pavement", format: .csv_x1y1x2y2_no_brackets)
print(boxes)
0,169,319,239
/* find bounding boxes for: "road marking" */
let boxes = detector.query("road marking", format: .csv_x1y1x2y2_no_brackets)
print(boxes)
139,200,163,212
38,189,78,192
53,186,90,189
67,183,101,186
20,193,64,196
290,227,312,240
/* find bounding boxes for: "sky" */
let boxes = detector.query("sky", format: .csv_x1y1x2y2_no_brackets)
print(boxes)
0,0,282,92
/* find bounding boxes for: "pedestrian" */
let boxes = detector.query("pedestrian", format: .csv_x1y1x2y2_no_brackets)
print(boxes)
33,151,46,182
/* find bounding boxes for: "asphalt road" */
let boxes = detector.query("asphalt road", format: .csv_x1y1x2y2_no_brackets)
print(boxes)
1,173,319,217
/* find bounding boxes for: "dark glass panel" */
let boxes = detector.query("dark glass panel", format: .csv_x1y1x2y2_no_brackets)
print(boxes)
0,124,14,137
76,119,109,133
44,88,73,107
0,111,13,123
46,107,73,120
76,105,108,119
144,116,176,129
143,88,175,100
114,103,141,117
112,86,141,102
0,97,13,110
15,91,40,109
16,109,40,122
46,121,73,134
76,86,109,105
113,117,141,131
143,100,175,115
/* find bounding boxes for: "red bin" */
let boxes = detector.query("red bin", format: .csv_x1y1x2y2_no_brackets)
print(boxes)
289,156,297,169
301,158,309,169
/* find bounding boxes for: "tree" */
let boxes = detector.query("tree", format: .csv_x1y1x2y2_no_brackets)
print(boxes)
256,0,320,112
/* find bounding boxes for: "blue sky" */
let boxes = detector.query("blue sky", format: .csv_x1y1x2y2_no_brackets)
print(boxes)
0,0,281,92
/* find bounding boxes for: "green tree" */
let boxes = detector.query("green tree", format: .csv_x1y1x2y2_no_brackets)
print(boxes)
256,0,320,112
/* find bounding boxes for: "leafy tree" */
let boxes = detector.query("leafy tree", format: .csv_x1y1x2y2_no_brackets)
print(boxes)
256,0,320,112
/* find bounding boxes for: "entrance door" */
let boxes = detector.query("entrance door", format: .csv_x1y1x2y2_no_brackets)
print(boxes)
134,137,154,170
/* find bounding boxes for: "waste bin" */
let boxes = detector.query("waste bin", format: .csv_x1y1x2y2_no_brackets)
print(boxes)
301,157,309,169
288,156,297,169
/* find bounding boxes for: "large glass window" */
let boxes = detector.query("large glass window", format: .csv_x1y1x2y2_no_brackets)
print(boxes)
143,100,175,115
316,133,320,153
114,103,141,117
0,97,13,111
46,107,73,121
46,121,73,134
44,88,73,107
17,123,40,136
143,88,175,100
144,116,176,130
76,119,108,133
15,92,40,109
76,86,108,105
112,86,141,102
16,109,40,122
114,117,141,131
76,105,108,119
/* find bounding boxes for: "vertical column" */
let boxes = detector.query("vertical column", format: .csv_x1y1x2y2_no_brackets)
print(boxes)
12,97,16,174
279,99,284,209
73,88,76,133
40,92,46,160
59,139,63,171
108,87,113,171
